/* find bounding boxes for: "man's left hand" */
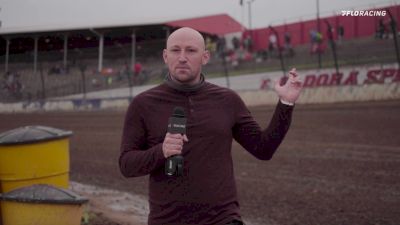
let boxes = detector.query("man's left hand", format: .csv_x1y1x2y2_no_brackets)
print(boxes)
274,68,303,104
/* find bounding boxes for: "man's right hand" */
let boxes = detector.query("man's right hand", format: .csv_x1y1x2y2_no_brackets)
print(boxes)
162,133,189,158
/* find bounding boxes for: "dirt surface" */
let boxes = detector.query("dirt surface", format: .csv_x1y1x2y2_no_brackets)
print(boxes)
1,100,399,225
71,181,148,225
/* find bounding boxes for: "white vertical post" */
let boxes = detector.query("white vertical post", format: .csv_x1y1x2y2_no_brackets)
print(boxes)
131,29,136,70
98,33,104,72
33,36,38,74
63,34,68,68
5,38,10,73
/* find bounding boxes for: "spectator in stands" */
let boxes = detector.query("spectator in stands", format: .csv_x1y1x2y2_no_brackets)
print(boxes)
133,61,149,85
338,25,344,44
91,78,100,88
268,33,277,55
132,62,142,85
216,36,226,59
260,49,269,61
284,32,291,49
79,64,87,76
206,36,217,54
3,71,23,99
309,30,317,53
106,76,113,86
377,19,388,39
241,33,253,53
1,72,10,96
228,49,240,68
310,30,323,54
1,73,6,90
317,31,324,53
48,64,68,75
284,32,294,57
5,72,15,89
13,74,23,98
119,27,303,225
232,36,240,50
134,62,142,77
327,25,334,41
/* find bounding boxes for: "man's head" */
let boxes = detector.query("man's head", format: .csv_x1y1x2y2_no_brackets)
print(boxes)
163,27,210,85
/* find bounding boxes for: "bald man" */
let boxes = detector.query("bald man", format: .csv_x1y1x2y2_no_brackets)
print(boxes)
119,27,303,225
163,27,210,86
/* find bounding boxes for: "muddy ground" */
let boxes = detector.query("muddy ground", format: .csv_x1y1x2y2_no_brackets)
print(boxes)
1,100,399,225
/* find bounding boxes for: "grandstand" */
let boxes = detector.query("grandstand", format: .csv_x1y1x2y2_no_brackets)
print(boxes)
0,4,399,103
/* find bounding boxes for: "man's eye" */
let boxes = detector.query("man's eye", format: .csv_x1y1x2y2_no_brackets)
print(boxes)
187,49,197,53
171,49,180,52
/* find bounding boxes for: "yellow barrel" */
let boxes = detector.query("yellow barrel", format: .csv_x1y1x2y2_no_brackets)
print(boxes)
0,184,88,225
0,126,72,193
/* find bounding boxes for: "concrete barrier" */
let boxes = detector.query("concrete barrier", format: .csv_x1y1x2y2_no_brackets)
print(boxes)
100,98,130,109
239,82,400,107
1,82,398,113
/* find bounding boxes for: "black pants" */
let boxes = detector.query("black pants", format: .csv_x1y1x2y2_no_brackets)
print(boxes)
225,220,244,225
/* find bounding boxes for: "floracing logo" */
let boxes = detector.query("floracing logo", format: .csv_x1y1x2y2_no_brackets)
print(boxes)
341,10,387,16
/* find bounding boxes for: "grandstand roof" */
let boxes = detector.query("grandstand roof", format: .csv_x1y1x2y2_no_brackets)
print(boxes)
0,0,244,36
0,12,242,36
0,14,186,35
166,14,243,36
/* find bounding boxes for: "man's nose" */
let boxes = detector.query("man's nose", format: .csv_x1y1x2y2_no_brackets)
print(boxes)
178,51,187,62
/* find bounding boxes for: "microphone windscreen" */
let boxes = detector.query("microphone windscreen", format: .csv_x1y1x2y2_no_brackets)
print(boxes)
173,107,185,118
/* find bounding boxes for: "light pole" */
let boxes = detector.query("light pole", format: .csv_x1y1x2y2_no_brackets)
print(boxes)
316,0,322,69
247,0,255,30
247,0,255,50
239,0,245,32
387,9,400,68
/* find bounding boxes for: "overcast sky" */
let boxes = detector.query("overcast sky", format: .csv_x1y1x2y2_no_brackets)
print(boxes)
0,0,399,34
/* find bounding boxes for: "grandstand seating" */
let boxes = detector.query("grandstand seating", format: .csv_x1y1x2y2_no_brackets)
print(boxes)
0,34,398,103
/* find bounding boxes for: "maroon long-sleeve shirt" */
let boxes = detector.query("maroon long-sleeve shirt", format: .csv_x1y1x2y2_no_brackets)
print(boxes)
119,77,293,225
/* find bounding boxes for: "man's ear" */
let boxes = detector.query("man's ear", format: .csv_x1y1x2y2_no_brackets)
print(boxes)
163,49,168,64
202,50,210,65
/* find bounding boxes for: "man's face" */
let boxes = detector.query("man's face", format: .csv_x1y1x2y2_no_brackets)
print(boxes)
163,28,210,85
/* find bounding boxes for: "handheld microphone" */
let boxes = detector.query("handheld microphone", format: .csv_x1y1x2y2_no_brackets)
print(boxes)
165,107,187,177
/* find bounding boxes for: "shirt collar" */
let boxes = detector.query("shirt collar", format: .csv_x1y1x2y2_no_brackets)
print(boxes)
164,73,205,93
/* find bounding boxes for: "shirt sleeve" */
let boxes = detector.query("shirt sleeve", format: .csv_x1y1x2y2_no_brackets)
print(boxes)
119,97,166,177
232,94,294,160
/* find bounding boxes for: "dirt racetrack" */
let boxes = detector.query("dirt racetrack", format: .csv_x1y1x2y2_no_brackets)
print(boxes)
1,100,399,225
